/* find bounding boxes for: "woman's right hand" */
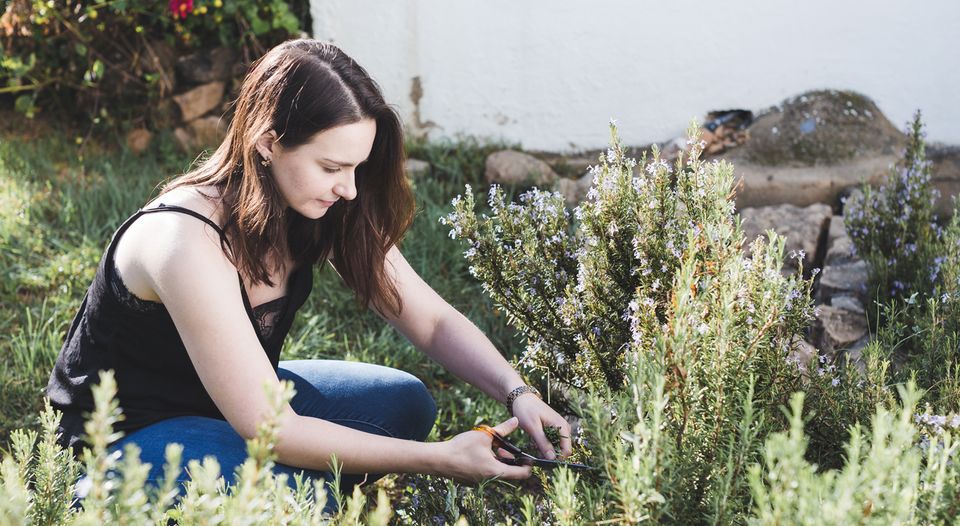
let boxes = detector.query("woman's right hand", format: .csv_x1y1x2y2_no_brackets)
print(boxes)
433,416,533,483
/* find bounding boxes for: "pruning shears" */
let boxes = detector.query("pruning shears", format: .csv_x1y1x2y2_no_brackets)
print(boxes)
473,424,594,471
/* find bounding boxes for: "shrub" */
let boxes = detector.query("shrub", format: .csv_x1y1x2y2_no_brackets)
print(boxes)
0,370,395,525
844,111,943,313
0,0,309,125
442,122,823,522
749,385,960,525
844,112,960,411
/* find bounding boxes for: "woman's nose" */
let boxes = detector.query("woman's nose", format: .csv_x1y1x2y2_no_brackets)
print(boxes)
335,171,358,201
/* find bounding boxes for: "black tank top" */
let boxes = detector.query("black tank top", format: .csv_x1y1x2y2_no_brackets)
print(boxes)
45,204,314,453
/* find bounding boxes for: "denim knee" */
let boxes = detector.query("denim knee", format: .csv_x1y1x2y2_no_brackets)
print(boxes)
378,370,436,441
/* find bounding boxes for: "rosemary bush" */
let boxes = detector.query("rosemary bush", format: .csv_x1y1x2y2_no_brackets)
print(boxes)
844,111,944,312
443,123,820,522
749,385,960,525
844,112,960,410
0,370,392,525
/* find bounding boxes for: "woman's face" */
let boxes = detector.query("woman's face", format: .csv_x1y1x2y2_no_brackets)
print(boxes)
265,118,377,220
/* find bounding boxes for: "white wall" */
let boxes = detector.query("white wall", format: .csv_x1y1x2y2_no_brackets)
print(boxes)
312,1,960,152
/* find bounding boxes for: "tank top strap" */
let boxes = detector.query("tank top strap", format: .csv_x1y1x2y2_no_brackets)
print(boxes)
138,203,230,246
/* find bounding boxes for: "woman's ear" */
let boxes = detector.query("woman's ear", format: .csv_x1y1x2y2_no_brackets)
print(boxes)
255,130,278,162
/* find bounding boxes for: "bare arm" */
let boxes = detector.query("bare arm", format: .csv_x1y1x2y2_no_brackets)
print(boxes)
130,214,529,480
377,246,572,457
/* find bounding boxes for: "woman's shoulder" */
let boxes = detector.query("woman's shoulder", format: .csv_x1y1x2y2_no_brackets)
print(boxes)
143,184,226,227
126,185,233,258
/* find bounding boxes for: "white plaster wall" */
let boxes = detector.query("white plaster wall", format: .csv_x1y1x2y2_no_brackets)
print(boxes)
312,0,960,152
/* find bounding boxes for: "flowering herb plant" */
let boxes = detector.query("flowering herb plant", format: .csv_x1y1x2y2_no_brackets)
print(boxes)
442,122,825,521
844,113,960,410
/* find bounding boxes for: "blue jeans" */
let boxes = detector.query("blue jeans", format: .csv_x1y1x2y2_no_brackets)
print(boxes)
97,360,436,504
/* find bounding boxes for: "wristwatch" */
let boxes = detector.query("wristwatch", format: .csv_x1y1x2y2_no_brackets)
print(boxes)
506,384,541,414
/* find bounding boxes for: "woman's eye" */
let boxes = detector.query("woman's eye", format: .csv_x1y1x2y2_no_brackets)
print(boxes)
323,166,342,174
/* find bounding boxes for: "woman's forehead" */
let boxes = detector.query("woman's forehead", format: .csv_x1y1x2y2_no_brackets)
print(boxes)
302,119,376,162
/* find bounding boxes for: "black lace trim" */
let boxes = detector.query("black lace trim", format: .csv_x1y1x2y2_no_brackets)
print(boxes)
110,261,163,314
251,296,288,341
110,260,287,339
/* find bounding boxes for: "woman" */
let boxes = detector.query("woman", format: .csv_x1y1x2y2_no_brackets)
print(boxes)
45,39,571,494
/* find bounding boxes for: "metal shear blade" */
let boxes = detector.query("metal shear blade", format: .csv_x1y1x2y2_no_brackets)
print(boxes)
473,425,593,471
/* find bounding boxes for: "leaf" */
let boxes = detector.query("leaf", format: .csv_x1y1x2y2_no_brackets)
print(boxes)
82,59,104,85
249,14,269,35
14,94,37,118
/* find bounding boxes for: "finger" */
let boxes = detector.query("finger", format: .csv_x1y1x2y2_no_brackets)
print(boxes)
492,416,520,437
558,422,574,458
529,424,557,460
495,463,532,480
496,447,516,460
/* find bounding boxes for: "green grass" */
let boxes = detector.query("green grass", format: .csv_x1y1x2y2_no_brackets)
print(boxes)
0,124,541,521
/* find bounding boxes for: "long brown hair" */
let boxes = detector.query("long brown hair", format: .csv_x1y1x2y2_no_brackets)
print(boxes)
163,39,415,316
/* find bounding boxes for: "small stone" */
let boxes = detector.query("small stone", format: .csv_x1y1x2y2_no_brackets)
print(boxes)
842,334,872,375
485,150,559,187
813,304,869,353
172,127,192,152
827,215,847,246
817,260,869,305
405,158,431,178
556,172,594,205
789,337,818,374
173,116,228,152
739,203,832,272
173,81,226,123
175,46,238,85
188,116,227,148
126,128,152,155
831,295,865,314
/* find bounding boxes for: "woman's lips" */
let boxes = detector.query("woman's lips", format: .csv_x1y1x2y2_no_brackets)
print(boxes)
318,199,338,207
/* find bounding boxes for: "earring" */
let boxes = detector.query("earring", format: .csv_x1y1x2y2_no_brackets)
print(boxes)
260,158,272,167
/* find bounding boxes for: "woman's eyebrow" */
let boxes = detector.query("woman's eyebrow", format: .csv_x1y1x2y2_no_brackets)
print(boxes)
321,157,368,167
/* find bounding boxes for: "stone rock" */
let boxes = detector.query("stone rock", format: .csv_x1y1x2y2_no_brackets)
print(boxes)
189,116,227,147
172,128,192,152
405,158,431,178
728,154,897,209
817,260,869,305
173,116,227,152
826,214,847,247
125,128,152,155
738,203,832,272
173,81,226,123
830,295,865,314
788,337,818,375
541,154,595,178
823,214,859,266
740,90,905,166
812,304,870,353
556,172,594,205
485,150,559,187
928,144,960,218
175,46,238,86
843,334,871,375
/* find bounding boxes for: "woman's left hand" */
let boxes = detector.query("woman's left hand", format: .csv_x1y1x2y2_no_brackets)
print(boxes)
510,393,572,459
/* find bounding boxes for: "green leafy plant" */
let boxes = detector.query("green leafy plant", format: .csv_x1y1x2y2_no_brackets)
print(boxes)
442,122,825,522
844,112,960,411
844,111,943,313
0,0,309,125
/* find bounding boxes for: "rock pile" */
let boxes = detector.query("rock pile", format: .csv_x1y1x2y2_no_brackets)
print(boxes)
126,46,238,154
